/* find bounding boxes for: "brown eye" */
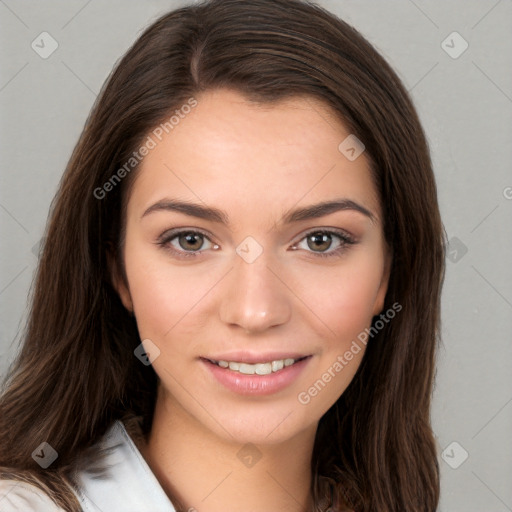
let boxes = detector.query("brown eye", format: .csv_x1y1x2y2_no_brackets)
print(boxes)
157,229,218,259
177,232,205,251
292,229,356,259
306,232,333,252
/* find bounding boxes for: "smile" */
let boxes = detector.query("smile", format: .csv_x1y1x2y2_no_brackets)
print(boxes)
207,357,308,375
202,355,312,395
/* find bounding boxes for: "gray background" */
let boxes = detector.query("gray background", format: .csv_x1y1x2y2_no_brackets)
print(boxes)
1,1,511,510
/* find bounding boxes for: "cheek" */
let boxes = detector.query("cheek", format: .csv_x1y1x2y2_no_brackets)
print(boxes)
123,225,386,356
122,241,206,342
291,265,382,414
297,258,384,349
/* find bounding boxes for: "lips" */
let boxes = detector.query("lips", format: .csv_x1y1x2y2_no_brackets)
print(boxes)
201,355,312,395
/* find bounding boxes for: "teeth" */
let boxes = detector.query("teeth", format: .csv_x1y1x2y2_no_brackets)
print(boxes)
239,363,255,375
255,363,272,375
216,358,298,374
271,360,284,372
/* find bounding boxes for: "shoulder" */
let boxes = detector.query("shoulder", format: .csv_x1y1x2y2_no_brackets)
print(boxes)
0,479,65,512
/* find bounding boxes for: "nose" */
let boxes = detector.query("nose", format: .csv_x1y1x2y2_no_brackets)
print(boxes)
219,249,292,334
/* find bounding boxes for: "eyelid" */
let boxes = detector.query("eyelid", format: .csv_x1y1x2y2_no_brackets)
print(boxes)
157,226,215,244
292,226,356,244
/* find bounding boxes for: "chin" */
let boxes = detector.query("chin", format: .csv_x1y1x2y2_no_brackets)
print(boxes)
195,399,321,447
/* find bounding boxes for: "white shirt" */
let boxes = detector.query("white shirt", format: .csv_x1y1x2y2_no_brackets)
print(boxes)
0,420,177,512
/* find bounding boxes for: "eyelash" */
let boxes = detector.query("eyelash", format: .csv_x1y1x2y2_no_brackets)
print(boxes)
156,228,356,260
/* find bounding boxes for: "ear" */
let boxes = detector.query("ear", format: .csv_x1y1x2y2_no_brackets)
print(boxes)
372,245,392,316
107,245,134,313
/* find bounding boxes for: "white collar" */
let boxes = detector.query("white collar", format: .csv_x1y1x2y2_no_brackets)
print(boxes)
71,420,176,512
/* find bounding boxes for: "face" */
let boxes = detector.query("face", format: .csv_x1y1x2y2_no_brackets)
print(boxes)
114,88,390,445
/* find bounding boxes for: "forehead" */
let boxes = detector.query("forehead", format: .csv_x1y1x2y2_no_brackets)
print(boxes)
128,88,381,226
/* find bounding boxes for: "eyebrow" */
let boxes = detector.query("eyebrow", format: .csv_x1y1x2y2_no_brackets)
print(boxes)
141,198,376,225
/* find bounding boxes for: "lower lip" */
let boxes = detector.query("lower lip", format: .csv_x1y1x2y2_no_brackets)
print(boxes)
201,357,312,396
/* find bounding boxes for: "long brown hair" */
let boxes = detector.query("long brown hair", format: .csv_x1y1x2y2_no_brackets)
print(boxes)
0,0,446,510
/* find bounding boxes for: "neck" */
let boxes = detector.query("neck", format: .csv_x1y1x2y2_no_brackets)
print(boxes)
140,388,317,512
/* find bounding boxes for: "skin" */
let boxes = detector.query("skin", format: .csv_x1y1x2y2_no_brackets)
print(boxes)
113,88,391,512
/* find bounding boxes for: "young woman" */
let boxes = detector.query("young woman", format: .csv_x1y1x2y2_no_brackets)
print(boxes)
0,0,446,510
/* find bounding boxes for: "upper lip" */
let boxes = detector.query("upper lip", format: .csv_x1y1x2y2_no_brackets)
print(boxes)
202,351,311,364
